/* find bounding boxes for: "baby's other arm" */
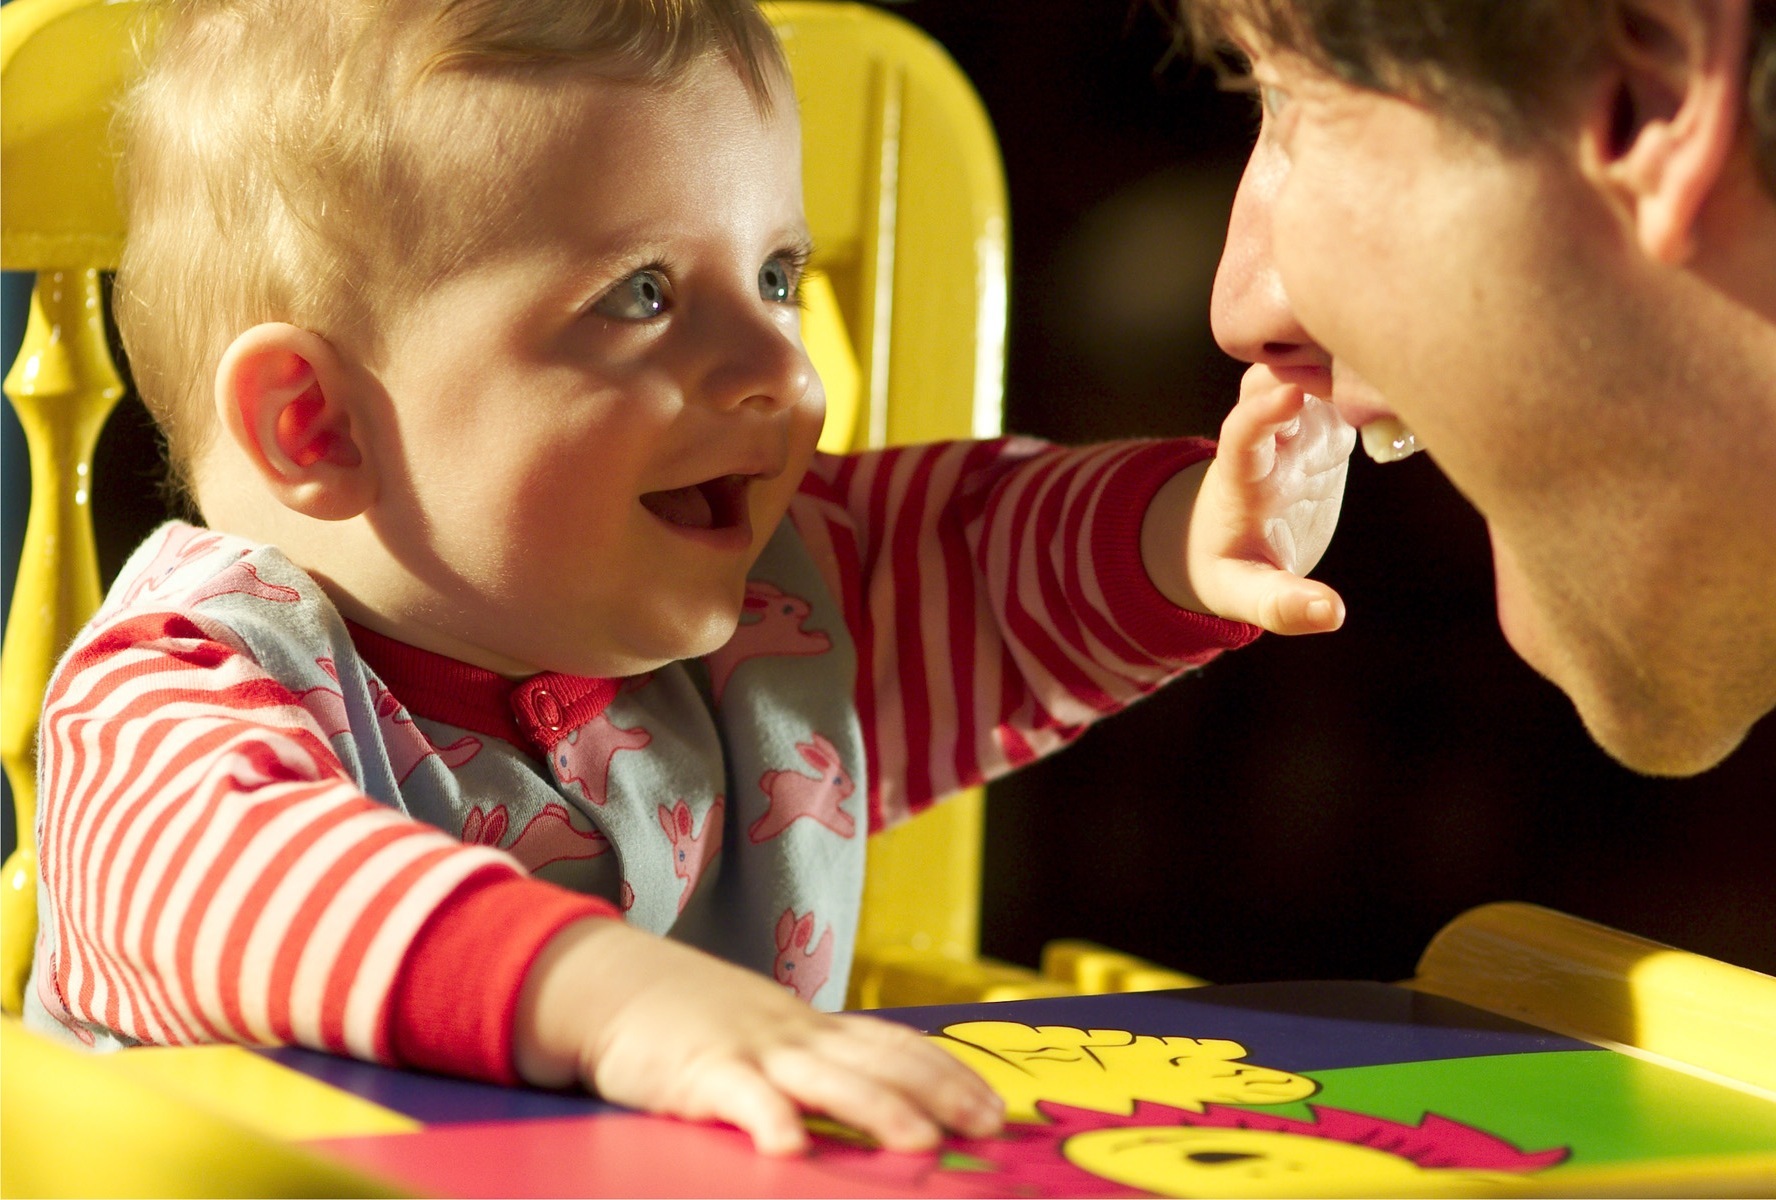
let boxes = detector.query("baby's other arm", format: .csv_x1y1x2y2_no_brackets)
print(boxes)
1141,364,1355,636
792,435,1265,825
511,918,1004,1155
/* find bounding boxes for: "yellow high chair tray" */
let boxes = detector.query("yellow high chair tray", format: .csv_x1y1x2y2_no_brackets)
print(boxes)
6,901,1774,1197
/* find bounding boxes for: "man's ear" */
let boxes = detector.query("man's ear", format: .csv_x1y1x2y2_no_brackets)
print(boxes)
1581,0,1750,264
214,323,373,520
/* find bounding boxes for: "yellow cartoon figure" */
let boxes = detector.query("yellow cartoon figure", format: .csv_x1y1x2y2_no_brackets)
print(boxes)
803,1099,1570,1197
930,1021,1316,1123
1061,1102,1569,1197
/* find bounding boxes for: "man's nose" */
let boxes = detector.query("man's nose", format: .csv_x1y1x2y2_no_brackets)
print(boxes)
1209,149,1330,380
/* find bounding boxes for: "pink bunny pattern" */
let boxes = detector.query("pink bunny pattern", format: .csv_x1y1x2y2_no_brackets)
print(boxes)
117,525,304,613
749,733,856,843
773,908,834,1002
187,561,301,609
554,712,652,806
461,802,610,872
704,581,832,704
112,526,226,610
296,659,481,783
659,795,725,914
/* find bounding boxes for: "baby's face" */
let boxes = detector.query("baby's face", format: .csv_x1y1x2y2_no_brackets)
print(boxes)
351,60,824,678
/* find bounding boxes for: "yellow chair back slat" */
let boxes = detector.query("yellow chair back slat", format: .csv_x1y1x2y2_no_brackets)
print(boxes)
768,2,1008,999
2,0,145,1013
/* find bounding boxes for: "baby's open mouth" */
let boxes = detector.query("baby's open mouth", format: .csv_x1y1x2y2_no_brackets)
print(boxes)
640,474,749,530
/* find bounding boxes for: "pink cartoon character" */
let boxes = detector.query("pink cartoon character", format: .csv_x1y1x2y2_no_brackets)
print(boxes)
112,526,226,609
294,662,480,781
749,733,855,843
462,802,609,872
185,559,302,608
367,679,481,782
659,796,724,913
773,908,834,1002
704,582,832,704
114,525,306,612
293,658,354,738
554,712,652,806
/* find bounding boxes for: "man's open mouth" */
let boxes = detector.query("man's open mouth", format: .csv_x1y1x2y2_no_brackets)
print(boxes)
640,474,750,530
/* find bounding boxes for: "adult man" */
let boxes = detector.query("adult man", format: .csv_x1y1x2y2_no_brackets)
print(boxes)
1190,0,1776,776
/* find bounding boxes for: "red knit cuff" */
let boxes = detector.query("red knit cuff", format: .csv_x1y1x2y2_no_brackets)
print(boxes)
388,870,619,1083
1091,439,1262,664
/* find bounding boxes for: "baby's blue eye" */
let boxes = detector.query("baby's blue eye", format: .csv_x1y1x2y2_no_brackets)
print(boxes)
758,256,798,304
595,269,669,320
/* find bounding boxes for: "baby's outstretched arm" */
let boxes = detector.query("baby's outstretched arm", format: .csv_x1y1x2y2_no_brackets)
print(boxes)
513,918,1005,1155
1140,364,1355,635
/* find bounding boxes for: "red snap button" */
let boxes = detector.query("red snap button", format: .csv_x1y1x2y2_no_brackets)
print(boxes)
534,689,563,730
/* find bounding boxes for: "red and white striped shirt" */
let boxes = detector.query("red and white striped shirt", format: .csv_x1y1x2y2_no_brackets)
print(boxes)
31,437,1253,1080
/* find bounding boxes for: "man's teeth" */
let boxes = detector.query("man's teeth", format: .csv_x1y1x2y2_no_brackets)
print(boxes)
1360,417,1422,463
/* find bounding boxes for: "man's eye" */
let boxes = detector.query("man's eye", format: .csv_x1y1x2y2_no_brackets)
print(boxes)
1258,83,1291,118
758,256,800,304
593,269,669,320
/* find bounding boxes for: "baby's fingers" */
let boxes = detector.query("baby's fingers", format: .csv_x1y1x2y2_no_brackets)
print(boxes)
762,1045,945,1153
681,1058,810,1156
1273,581,1346,635
1219,380,1352,487
1217,383,1306,484
1209,560,1346,635
825,1017,1004,1139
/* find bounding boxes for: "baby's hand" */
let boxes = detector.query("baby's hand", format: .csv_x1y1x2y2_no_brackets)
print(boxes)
1141,364,1355,635
513,918,1005,1155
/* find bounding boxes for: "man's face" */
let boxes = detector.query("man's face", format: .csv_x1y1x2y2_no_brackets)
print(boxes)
342,59,824,678
1211,43,1776,774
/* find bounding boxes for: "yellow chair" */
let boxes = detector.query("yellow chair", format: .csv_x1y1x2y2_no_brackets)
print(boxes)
0,0,1197,1021
1,0,135,1018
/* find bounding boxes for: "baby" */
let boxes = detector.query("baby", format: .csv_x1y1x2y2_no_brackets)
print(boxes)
27,0,1353,1156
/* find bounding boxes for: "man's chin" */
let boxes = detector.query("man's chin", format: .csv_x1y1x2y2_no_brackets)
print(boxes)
1490,542,1746,776
1508,613,1747,776
1574,697,1749,778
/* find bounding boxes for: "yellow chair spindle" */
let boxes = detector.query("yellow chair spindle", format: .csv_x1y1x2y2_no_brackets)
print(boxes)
1,268,124,1013
856,57,900,452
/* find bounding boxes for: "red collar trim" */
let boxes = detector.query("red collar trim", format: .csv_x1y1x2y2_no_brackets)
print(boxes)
345,621,619,755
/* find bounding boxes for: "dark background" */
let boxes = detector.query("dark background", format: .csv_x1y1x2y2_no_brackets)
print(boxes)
4,1,1772,986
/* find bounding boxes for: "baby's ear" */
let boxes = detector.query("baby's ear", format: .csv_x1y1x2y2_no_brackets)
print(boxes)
214,323,373,519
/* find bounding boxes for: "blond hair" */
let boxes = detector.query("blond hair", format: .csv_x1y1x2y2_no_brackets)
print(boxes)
115,0,786,499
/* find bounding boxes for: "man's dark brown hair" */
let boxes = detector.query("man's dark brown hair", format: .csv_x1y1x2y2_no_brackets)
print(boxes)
1175,0,1776,195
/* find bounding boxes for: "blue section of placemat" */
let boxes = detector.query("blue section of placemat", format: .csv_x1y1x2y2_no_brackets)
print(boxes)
882,980,1594,1072
265,980,1593,1125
